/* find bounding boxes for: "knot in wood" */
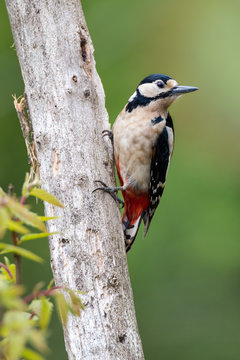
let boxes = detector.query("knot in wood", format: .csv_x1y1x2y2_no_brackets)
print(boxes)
80,38,87,61
61,238,69,244
84,89,90,98
72,75,78,83
108,274,120,289
118,334,127,343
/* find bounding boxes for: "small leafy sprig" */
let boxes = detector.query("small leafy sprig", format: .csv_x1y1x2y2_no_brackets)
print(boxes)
0,173,63,264
0,174,83,360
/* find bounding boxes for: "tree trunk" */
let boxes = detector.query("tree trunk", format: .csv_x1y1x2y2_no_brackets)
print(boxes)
5,1,144,359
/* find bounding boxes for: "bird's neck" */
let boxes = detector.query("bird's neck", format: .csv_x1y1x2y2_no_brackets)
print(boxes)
147,100,169,119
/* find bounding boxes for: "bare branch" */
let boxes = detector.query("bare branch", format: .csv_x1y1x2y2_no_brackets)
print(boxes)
5,0,144,359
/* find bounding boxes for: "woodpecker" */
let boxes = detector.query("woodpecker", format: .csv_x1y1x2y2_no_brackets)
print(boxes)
95,74,198,252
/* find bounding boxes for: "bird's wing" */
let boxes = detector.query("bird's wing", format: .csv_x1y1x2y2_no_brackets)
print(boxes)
143,113,174,236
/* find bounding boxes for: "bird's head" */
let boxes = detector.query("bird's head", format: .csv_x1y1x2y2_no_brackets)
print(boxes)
126,74,198,114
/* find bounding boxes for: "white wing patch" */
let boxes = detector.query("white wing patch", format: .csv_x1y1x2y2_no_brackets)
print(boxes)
166,126,174,156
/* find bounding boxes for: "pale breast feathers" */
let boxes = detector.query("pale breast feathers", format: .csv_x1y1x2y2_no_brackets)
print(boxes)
113,108,167,193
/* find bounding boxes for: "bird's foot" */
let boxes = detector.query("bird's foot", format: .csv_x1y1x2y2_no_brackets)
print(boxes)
102,130,113,146
93,180,125,208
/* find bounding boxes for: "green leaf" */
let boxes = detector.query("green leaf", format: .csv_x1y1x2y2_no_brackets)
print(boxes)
7,219,29,234
2,258,16,282
1,310,30,333
1,311,30,360
47,278,54,290
28,299,42,318
28,329,49,353
7,198,46,232
0,207,9,238
40,297,53,329
5,333,25,360
4,256,10,267
30,188,64,208
19,232,58,243
22,348,45,360
39,216,58,222
55,293,69,325
0,243,43,263
68,289,84,316
0,262,15,282
8,264,16,283
0,278,25,310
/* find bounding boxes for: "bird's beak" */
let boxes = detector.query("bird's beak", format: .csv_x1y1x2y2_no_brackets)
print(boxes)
171,86,199,95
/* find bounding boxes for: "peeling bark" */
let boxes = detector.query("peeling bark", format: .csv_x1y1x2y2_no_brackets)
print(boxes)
5,0,144,359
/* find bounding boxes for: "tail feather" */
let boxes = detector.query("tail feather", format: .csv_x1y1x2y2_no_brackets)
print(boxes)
123,213,144,252
142,211,150,238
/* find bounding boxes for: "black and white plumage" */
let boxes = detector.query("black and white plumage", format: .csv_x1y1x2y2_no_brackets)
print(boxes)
143,113,174,236
95,74,198,251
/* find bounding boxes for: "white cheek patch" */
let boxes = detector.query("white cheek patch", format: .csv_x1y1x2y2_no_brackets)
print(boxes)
138,83,162,98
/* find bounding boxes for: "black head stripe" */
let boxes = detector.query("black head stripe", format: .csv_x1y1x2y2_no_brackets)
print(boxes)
139,74,172,86
126,74,174,113
126,88,173,113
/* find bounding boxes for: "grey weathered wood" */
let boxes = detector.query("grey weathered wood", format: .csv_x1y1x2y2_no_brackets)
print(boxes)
5,1,144,359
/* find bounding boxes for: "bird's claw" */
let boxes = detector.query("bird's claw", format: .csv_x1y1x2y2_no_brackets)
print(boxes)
93,180,125,208
93,180,107,189
102,130,113,145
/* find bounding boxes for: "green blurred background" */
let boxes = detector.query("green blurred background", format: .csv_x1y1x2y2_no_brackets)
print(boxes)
1,0,240,359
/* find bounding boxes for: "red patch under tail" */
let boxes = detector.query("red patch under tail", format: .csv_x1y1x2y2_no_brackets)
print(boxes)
122,190,149,251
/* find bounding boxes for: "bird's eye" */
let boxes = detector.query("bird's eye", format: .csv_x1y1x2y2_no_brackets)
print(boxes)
156,81,164,88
